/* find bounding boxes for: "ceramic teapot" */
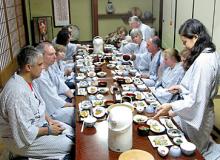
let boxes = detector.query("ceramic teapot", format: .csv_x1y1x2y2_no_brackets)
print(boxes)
93,36,104,54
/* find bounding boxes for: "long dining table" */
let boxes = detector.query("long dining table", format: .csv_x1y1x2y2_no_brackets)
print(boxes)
74,57,204,160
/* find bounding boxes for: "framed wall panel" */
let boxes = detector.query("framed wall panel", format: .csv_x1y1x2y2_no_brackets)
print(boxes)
52,0,70,27
32,16,53,44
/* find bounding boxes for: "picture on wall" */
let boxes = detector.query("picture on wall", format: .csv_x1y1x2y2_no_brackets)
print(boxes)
32,16,53,44
52,0,71,27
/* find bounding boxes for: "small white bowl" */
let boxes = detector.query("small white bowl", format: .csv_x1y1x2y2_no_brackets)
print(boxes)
180,142,196,155
136,106,144,113
84,116,97,127
157,146,169,157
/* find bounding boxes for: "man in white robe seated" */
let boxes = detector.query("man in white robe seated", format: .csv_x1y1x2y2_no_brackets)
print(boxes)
120,28,151,74
33,42,75,126
128,16,153,41
141,36,164,87
0,46,73,159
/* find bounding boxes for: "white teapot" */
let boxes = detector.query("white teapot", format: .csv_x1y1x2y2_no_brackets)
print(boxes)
93,36,104,54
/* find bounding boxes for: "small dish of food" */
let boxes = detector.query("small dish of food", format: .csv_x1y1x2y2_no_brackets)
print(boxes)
96,94,104,100
93,106,106,118
173,136,187,146
98,87,109,94
81,100,92,110
98,81,107,87
167,128,183,138
97,72,107,77
87,86,98,94
124,77,133,84
137,124,150,136
80,110,89,118
107,64,115,69
134,92,145,100
88,71,96,77
133,114,148,124
94,62,104,67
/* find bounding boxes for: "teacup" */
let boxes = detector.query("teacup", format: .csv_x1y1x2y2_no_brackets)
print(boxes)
145,105,155,113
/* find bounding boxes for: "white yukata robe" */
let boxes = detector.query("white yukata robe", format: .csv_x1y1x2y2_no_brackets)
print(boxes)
65,42,77,60
0,74,73,159
142,50,163,87
33,69,74,126
170,49,220,159
52,37,77,60
153,63,185,104
51,61,75,85
120,40,151,73
139,23,153,41
132,40,151,73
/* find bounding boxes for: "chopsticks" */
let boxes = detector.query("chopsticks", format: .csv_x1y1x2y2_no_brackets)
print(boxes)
81,121,85,133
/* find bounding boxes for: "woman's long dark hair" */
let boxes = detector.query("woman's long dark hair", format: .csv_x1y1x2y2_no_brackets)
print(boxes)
179,19,216,69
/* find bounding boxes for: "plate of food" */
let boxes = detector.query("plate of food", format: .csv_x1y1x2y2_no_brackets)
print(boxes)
133,78,143,85
107,64,115,69
116,65,126,70
133,101,147,108
78,81,89,88
134,92,145,100
77,88,87,96
133,114,148,124
92,100,105,107
79,110,89,118
97,71,107,77
167,128,183,138
93,106,106,118
81,100,92,110
124,77,133,84
88,71,96,77
173,136,187,145
87,86,98,94
148,134,173,147
98,87,109,94
147,119,165,133
159,117,177,129
94,62,104,67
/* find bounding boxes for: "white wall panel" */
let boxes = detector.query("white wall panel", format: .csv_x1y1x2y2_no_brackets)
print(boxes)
162,0,176,49
193,0,215,35
212,0,220,52
174,0,193,51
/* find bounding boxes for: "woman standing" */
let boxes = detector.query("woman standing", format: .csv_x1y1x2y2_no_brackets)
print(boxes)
153,19,220,159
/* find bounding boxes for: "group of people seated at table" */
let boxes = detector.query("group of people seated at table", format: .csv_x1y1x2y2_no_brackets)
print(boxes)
0,17,220,160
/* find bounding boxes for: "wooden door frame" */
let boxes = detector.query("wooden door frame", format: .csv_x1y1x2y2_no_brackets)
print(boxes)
91,0,98,37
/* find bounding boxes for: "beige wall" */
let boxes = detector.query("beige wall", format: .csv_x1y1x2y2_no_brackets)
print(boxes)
25,0,92,43
152,0,160,35
98,0,153,38
25,0,159,43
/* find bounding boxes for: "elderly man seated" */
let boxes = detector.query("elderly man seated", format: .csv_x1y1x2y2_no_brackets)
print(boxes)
120,28,151,75
33,42,75,126
0,46,73,159
128,16,154,41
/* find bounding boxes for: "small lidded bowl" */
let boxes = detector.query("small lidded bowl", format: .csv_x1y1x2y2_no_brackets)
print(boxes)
169,145,181,158
136,106,144,113
157,146,169,157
